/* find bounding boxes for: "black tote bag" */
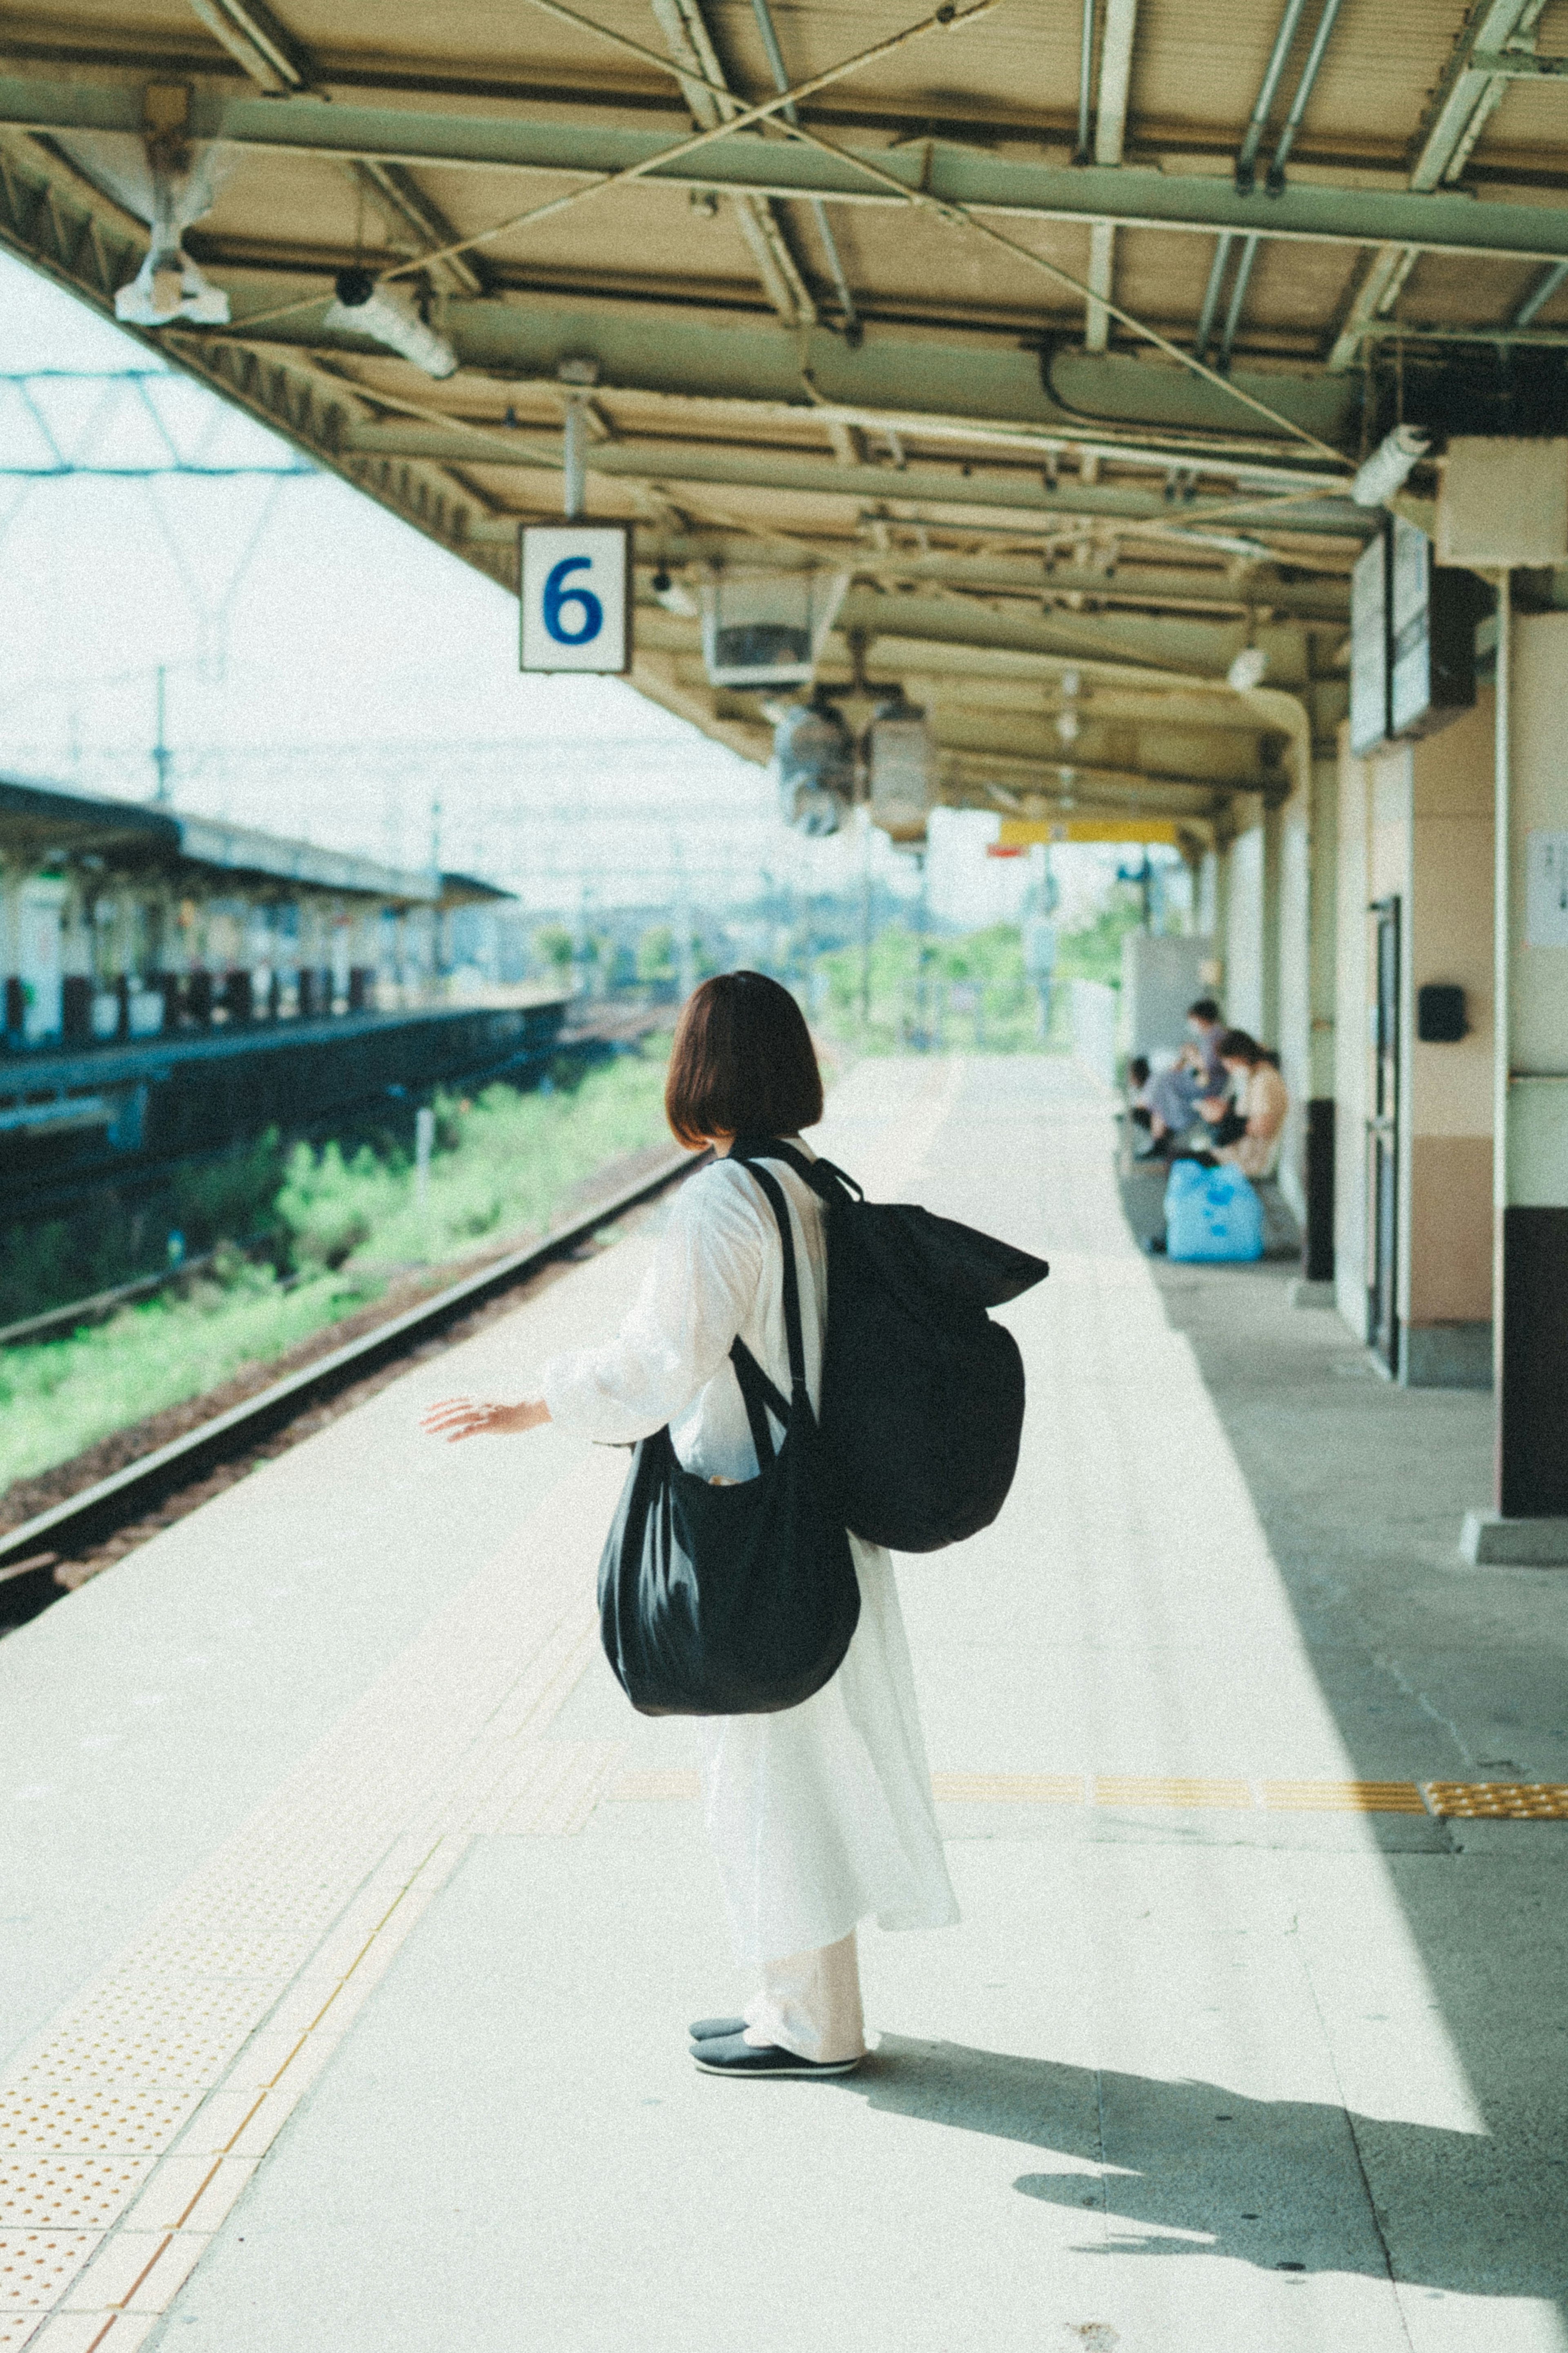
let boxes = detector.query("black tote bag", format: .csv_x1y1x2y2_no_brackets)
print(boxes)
597,1158,860,1717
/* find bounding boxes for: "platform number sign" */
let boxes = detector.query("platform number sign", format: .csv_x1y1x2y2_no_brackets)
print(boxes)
519,524,631,673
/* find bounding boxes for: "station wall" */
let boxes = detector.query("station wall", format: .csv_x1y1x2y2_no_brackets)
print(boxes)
1331,697,1496,1383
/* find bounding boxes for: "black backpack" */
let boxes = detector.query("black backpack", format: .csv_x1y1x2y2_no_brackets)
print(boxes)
730,1139,1048,1554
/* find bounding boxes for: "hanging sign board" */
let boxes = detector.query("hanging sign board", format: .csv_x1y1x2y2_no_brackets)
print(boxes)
1389,513,1479,738
519,524,631,673
1526,831,1568,948
1349,520,1390,756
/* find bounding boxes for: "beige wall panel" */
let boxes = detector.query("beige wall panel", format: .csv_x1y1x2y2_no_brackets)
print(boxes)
1409,816,1494,1138
1407,1135,1494,1326
1411,692,1494,820
1368,745,1411,900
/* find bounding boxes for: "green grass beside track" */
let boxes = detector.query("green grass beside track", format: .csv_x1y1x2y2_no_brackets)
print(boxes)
0,1045,673,1499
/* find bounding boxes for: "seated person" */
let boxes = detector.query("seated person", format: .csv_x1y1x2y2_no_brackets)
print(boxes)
1203,1030,1287,1178
1138,997,1228,1157
1127,1054,1153,1132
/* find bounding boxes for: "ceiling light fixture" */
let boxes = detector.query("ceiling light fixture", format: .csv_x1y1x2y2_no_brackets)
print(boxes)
115,239,229,327
650,567,699,618
325,268,458,379
1352,424,1430,509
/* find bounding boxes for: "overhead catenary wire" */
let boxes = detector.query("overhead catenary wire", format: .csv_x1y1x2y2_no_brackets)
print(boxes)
205,0,1347,466
378,2,1002,287
216,0,996,337
492,0,1350,466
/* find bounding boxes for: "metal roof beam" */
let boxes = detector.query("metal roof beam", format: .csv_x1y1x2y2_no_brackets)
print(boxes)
332,416,1367,536
633,591,1260,682
6,80,1568,266
1325,0,1544,369
186,5,487,297
649,0,817,328
1083,0,1138,353
230,296,1359,459
626,533,1349,616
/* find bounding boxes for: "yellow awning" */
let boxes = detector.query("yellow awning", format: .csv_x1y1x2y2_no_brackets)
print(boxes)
994,819,1183,848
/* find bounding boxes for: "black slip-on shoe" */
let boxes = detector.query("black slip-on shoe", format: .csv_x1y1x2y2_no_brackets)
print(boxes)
688,2016,747,2041
690,2032,862,2079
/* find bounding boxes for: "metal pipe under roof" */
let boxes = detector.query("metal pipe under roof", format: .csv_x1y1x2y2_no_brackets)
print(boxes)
1512,256,1568,328
1235,0,1310,194
748,0,860,339
1264,0,1348,195
1075,0,1096,165
1195,233,1234,360
1218,234,1261,373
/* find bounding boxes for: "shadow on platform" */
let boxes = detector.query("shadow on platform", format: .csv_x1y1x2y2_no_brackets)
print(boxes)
853,2038,1566,2298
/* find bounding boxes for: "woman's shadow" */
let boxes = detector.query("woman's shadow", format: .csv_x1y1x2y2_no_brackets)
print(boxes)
842,2036,1568,2301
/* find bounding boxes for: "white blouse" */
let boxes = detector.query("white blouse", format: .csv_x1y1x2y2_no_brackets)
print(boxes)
540,1148,960,1966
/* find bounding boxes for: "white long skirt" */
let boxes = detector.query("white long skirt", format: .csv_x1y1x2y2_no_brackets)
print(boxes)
697,1538,960,1967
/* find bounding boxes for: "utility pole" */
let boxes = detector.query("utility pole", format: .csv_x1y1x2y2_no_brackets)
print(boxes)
150,665,172,805
859,805,873,1026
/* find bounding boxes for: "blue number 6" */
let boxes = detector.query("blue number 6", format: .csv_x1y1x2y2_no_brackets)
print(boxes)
543,555,604,645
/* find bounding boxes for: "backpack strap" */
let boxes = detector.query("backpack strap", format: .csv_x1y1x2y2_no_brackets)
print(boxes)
730,1135,863,1205
738,1158,810,1403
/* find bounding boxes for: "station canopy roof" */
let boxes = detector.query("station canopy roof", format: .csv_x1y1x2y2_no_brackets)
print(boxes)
3,2,1564,843
0,774,442,900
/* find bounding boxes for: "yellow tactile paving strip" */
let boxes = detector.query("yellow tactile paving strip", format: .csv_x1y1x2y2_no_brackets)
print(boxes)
1426,1782,1568,1819
604,1771,1568,1817
0,1450,627,2353
8,1440,1565,2348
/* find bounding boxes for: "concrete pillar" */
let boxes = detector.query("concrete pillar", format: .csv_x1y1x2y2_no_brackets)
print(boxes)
1223,808,1267,1034
1333,724,1372,1333
1303,753,1340,1281
1273,750,1341,1280
1466,599,1568,1557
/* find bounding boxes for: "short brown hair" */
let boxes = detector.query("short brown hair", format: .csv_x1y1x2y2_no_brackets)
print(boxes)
1216,1027,1266,1065
664,971,824,1149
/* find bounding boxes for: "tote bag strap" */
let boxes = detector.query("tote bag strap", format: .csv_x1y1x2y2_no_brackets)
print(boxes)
729,1336,786,1466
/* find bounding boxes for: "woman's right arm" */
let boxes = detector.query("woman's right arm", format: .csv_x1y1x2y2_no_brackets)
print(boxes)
419,1174,762,1447
537,1169,766,1445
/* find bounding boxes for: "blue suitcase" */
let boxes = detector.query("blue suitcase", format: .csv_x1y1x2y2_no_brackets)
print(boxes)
1164,1160,1264,1262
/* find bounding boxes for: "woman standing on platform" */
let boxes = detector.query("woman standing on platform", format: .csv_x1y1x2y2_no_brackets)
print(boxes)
421,973,958,2079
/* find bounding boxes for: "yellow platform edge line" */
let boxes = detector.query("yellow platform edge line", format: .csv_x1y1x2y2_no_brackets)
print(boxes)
601,1773,1568,1818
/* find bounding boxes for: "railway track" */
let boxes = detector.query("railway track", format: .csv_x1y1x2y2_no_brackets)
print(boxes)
0,1146,696,1624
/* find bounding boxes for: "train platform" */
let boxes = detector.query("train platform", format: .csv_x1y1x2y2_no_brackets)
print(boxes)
2,1055,1565,2353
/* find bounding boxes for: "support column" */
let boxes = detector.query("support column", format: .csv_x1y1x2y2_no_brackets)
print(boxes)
1464,592,1568,1562
1221,803,1267,1034
1302,751,1340,1282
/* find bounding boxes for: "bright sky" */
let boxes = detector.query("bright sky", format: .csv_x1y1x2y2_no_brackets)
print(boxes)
0,250,1118,927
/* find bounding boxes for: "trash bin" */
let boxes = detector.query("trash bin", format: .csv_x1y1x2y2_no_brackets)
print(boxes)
1165,1160,1264,1262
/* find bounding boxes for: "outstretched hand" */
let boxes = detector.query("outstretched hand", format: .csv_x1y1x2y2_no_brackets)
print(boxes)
419,1395,551,1443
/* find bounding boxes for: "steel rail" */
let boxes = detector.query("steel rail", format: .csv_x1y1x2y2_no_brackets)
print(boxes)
0,1144,699,1588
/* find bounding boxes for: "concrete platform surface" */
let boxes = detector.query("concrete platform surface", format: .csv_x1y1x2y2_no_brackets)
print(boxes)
1,1055,1565,2353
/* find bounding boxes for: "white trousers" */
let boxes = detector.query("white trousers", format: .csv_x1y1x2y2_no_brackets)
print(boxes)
742,1929,866,2064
